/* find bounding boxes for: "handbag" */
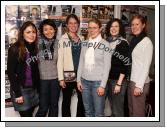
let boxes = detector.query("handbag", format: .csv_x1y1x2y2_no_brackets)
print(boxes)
64,71,76,82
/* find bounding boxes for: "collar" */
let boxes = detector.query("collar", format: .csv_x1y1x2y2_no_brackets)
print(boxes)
89,34,102,43
64,33,83,41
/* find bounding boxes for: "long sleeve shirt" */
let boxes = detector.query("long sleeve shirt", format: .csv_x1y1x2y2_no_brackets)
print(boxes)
130,37,153,91
77,39,111,88
109,38,130,80
57,33,84,81
7,43,40,97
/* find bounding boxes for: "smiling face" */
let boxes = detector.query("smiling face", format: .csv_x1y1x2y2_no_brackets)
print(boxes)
23,25,37,44
110,21,120,38
43,24,55,39
67,17,79,34
131,18,145,36
88,22,101,39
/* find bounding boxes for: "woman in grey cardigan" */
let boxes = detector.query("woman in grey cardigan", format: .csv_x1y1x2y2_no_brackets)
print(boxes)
77,19,111,117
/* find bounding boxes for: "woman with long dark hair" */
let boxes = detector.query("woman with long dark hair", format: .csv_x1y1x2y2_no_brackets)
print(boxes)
7,21,40,117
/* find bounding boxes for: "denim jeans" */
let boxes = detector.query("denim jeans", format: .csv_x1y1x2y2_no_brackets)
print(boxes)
36,79,60,117
106,79,128,117
81,78,105,117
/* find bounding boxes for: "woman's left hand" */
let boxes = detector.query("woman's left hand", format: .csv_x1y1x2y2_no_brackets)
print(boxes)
77,81,83,92
97,86,105,96
114,85,121,94
133,87,142,96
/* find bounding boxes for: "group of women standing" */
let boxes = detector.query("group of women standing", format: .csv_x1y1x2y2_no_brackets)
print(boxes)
7,13,153,117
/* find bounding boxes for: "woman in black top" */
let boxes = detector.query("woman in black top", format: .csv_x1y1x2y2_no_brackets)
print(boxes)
106,18,129,117
7,21,40,117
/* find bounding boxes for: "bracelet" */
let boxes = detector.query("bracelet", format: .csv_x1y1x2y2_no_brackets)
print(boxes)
116,83,122,87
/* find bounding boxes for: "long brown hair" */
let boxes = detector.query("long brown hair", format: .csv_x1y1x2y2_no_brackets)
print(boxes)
17,21,38,60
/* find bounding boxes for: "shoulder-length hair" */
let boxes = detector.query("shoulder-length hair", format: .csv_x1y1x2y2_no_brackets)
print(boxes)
105,18,125,38
39,19,57,39
66,14,80,25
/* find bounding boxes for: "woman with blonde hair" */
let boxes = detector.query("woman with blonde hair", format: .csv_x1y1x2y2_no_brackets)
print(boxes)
77,19,111,117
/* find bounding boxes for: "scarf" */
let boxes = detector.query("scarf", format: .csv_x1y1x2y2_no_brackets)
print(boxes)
67,33,81,72
84,34,102,72
24,40,36,54
42,38,55,60
107,36,123,52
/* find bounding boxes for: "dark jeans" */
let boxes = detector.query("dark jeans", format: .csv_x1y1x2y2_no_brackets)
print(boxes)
106,79,128,117
62,82,85,117
36,79,60,117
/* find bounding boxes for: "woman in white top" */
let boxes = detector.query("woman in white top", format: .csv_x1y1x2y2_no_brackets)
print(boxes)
57,14,85,117
128,15,153,117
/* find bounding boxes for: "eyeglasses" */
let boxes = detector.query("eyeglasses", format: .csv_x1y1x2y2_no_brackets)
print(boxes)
88,27,99,30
